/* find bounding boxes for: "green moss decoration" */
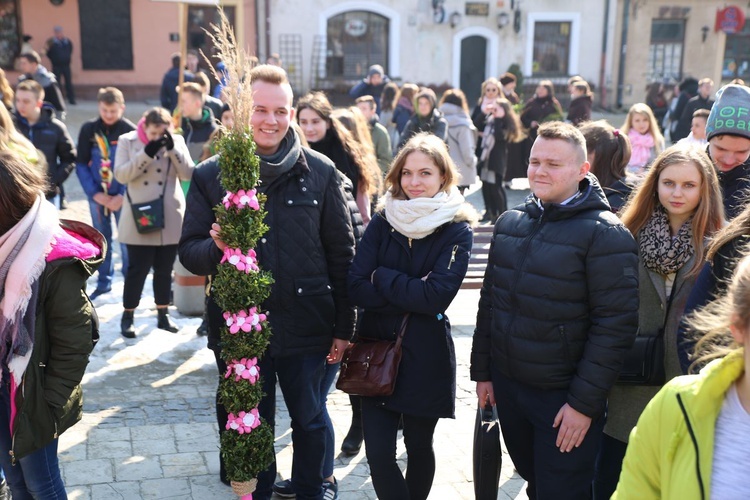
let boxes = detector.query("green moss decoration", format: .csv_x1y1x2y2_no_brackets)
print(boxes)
201,8,275,492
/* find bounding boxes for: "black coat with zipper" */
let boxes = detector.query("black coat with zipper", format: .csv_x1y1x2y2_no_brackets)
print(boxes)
470,174,639,418
348,210,473,418
178,147,358,357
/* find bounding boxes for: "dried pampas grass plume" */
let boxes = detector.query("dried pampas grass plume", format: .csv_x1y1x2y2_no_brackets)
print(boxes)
201,6,258,134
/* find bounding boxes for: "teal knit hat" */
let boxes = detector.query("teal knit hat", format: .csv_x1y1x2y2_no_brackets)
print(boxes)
706,84,750,141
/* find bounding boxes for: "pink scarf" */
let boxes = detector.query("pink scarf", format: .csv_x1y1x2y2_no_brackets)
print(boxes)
627,129,655,168
0,196,59,390
480,96,496,114
137,117,149,145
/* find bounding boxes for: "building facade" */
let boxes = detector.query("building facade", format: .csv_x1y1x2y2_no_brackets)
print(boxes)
265,0,610,104
611,0,746,108
3,0,256,98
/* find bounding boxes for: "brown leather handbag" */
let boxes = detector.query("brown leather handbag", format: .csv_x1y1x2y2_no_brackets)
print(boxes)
336,314,411,397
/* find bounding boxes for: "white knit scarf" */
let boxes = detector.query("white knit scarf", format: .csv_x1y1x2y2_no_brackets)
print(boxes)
383,187,465,240
0,196,59,385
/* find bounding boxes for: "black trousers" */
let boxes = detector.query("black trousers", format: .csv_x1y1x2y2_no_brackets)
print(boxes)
52,64,75,103
491,369,604,500
592,433,628,499
123,244,177,309
361,398,439,500
481,181,507,220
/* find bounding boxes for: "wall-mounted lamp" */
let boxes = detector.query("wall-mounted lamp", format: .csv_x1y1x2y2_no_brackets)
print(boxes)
497,12,510,29
513,8,521,34
701,25,710,43
449,11,462,28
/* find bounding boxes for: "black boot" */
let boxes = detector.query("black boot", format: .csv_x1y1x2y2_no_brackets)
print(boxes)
121,310,136,339
157,308,180,333
341,395,363,456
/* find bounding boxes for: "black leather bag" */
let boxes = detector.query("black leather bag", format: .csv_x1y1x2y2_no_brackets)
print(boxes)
617,333,665,386
473,404,502,500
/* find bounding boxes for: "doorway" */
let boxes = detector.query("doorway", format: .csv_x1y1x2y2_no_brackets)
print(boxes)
460,36,487,105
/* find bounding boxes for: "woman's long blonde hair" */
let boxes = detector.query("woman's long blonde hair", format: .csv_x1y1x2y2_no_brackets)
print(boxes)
619,144,725,275
688,251,750,372
0,103,44,169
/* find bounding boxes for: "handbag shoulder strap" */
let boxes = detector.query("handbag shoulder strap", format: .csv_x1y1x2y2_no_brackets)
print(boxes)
394,313,411,350
125,157,171,202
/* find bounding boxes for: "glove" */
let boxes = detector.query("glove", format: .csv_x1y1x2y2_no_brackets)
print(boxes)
143,139,163,158
163,131,175,151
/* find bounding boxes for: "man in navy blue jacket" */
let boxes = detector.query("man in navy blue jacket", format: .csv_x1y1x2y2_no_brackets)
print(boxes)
13,80,76,207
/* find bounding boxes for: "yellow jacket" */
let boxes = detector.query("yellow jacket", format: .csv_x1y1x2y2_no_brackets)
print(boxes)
613,350,744,500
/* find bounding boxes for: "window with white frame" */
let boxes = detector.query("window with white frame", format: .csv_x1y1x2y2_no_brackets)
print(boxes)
532,21,571,77
648,19,684,82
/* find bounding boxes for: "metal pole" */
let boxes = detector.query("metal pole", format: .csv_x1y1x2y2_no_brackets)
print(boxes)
175,2,187,128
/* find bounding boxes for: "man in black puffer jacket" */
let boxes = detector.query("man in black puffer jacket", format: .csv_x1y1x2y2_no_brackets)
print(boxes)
471,122,639,500
178,64,355,500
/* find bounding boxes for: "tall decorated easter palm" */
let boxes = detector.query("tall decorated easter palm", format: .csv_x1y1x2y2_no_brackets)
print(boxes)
203,9,274,499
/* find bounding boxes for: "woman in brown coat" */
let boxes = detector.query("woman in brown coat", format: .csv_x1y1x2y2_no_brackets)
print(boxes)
114,107,194,338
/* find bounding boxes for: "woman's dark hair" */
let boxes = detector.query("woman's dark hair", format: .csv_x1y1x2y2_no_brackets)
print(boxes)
579,120,631,188
0,149,48,235
537,80,556,99
143,107,172,127
380,82,399,113
439,88,469,114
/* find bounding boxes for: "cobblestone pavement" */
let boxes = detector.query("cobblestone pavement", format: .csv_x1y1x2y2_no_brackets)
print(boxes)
52,101,626,499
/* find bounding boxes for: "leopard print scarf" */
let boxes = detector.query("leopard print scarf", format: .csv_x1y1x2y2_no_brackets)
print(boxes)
639,206,694,275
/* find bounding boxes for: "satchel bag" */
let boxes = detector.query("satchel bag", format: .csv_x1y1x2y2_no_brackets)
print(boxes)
616,332,665,386
127,159,170,234
473,403,502,500
336,314,410,397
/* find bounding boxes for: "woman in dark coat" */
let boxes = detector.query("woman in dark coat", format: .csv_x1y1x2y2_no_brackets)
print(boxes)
392,83,419,135
0,149,102,498
348,133,476,500
580,120,633,213
479,97,524,222
520,80,563,135
397,87,448,149
567,80,593,126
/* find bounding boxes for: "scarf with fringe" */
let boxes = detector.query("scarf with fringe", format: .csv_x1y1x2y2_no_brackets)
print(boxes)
383,187,465,240
0,196,59,387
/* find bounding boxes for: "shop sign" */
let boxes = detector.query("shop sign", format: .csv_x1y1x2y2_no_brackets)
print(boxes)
715,6,746,34
465,2,490,16
345,18,368,37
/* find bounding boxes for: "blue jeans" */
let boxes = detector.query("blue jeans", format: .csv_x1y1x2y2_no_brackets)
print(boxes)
253,351,328,500
320,362,338,479
87,200,128,290
0,380,66,499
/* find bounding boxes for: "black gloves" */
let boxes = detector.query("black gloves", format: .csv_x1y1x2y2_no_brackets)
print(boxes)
163,131,175,151
143,132,174,157
143,139,163,158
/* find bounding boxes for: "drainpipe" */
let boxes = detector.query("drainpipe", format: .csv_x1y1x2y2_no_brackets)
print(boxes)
598,0,611,109
616,0,630,108
265,0,271,60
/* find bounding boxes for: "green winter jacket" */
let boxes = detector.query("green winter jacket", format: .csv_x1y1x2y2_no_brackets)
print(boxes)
11,220,104,461
613,350,745,499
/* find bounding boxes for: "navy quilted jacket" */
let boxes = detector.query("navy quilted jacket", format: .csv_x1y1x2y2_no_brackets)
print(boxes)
470,174,639,417
348,210,473,418
178,147,357,357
